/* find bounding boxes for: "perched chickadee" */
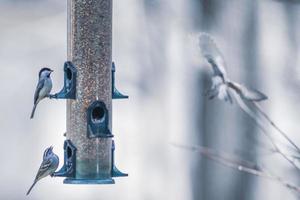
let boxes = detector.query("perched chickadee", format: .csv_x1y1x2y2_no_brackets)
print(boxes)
30,68,53,119
199,33,267,103
26,146,59,195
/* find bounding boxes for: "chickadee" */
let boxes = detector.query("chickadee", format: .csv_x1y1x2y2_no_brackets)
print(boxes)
199,33,267,103
26,146,59,195
30,68,53,119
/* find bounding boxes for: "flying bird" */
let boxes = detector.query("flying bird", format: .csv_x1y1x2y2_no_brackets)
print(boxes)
199,33,267,103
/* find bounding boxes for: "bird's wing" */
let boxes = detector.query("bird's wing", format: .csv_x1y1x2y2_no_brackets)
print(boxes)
239,85,268,101
199,33,227,79
34,158,52,182
34,79,45,104
228,81,268,102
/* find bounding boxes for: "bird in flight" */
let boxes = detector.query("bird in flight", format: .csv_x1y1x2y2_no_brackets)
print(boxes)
199,33,267,103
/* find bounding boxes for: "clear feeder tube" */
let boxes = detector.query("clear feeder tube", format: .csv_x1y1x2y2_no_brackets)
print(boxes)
66,0,113,183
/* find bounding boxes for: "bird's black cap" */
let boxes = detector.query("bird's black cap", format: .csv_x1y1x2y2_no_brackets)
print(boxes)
39,67,53,77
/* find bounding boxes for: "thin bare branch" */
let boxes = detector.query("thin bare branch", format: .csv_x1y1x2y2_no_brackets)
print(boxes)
231,90,300,172
253,102,300,153
172,143,300,193
245,129,300,159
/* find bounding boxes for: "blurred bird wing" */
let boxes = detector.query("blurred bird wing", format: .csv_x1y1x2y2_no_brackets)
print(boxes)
228,81,268,102
34,79,45,104
240,85,268,101
199,33,227,78
218,84,233,104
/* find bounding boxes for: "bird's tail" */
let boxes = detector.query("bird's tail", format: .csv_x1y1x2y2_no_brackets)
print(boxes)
30,104,37,119
26,181,37,195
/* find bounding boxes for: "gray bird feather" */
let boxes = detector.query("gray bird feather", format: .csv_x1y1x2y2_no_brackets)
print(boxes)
34,79,45,105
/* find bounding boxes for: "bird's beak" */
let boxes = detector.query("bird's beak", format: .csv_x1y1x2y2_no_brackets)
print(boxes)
50,70,54,73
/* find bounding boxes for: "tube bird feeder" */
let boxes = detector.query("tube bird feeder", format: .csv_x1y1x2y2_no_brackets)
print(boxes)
53,0,127,184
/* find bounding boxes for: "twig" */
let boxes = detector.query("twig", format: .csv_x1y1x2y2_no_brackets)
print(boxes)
247,133,300,162
172,143,300,193
231,90,300,172
253,102,300,153
245,128,300,159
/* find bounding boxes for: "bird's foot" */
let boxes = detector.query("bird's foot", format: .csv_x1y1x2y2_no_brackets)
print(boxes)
49,94,57,99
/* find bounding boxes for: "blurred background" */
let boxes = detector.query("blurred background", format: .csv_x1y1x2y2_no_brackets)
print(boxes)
0,0,300,199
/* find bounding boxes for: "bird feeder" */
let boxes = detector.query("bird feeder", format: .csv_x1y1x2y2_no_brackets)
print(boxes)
50,61,77,99
53,0,128,184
